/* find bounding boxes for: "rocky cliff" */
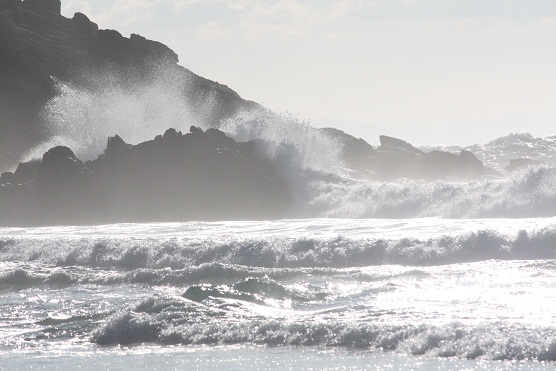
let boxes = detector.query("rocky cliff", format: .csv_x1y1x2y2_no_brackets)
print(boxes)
0,0,258,172
0,0,508,227
0,126,291,226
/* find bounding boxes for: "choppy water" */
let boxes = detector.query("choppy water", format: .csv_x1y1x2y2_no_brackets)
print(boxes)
1,219,556,369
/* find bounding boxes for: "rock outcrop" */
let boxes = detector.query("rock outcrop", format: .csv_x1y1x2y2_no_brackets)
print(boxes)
0,0,258,172
319,128,378,172
379,135,424,156
321,129,498,181
505,158,543,173
0,127,291,226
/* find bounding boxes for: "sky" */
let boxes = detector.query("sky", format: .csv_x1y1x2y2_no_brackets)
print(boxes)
61,0,556,145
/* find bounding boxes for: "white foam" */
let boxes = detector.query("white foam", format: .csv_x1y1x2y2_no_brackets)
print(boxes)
2,218,556,268
91,295,556,362
297,165,556,218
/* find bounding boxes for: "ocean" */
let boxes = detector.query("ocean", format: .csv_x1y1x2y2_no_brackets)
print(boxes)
1,216,556,370
2,1,555,368
4,108,556,370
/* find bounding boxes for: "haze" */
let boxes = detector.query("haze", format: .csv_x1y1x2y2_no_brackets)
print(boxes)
61,0,556,146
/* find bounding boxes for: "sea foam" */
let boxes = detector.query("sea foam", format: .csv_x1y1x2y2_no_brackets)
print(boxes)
90,295,556,362
2,219,556,272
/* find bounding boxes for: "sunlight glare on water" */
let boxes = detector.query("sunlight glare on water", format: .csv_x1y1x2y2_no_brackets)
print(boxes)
2,219,556,368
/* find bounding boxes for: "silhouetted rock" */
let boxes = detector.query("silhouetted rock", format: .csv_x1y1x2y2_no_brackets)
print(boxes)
379,135,424,156
420,149,488,180
104,135,132,158
319,129,497,181
12,160,41,184
0,128,291,226
319,128,378,174
190,126,203,135
23,0,60,14
37,146,91,186
0,0,258,172
72,12,98,37
0,171,14,184
505,158,543,173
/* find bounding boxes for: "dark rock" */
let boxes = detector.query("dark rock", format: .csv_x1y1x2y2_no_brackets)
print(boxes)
505,158,543,172
420,149,487,180
379,135,424,156
37,146,90,185
72,12,98,37
23,0,60,14
206,128,237,149
96,29,179,67
104,135,132,158
319,127,378,173
162,128,182,142
190,126,203,135
130,33,177,64
0,0,259,172
0,171,14,184
0,129,291,226
328,131,497,181
12,160,41,184
0,0,19,10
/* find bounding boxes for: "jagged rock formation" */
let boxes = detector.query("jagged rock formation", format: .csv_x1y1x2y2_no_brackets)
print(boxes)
379,135,424,157
0,127,291,226
0,0,509,227
0,0,258,172
319,127,378,172
321,128,498,181
505,158,543,173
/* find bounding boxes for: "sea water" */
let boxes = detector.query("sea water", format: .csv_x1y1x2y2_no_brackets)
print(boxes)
8,78,556,369
1,218,556,370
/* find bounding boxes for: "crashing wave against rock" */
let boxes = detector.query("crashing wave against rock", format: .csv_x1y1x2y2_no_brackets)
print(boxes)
1,0,553,226
0,0,257,171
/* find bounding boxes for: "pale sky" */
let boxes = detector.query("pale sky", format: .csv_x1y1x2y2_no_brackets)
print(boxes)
61,0,556,145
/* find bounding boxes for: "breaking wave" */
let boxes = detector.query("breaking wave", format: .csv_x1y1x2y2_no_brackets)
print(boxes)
298,165,556,218
21,64,556,219
221,109,342,173
2,220,556,272
3,219,556,363
90,295,556,362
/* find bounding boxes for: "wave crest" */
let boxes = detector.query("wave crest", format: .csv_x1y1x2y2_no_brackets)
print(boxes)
3,224,556,269
299,165,556,218
91,296,556,362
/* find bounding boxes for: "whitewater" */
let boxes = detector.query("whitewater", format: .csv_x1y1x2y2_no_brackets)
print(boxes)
1,215,556,370
3,77,556,369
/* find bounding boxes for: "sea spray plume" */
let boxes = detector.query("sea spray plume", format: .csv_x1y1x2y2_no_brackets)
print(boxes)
24,64,217,162
220,109,345,212
221,109,342,172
